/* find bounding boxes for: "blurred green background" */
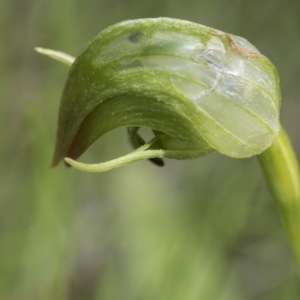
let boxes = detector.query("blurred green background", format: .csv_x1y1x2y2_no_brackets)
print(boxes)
1,0,300,299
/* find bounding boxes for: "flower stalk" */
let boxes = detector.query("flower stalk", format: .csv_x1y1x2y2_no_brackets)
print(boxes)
258,128,300,274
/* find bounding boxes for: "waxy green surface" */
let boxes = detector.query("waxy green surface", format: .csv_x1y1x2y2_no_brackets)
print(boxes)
52,18,281,165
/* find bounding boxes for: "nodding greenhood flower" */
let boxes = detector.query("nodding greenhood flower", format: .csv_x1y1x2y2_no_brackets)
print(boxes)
36,18,281,172
37,17,300,276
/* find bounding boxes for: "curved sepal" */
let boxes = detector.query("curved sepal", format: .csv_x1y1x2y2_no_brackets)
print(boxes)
47,18,280,169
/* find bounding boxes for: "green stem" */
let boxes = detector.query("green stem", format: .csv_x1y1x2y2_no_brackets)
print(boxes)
258,127,300,274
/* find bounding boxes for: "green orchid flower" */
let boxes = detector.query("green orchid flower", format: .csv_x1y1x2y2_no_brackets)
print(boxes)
36,17,300,276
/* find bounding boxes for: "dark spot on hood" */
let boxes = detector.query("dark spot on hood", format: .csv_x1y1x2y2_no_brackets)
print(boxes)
128,32,144,43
